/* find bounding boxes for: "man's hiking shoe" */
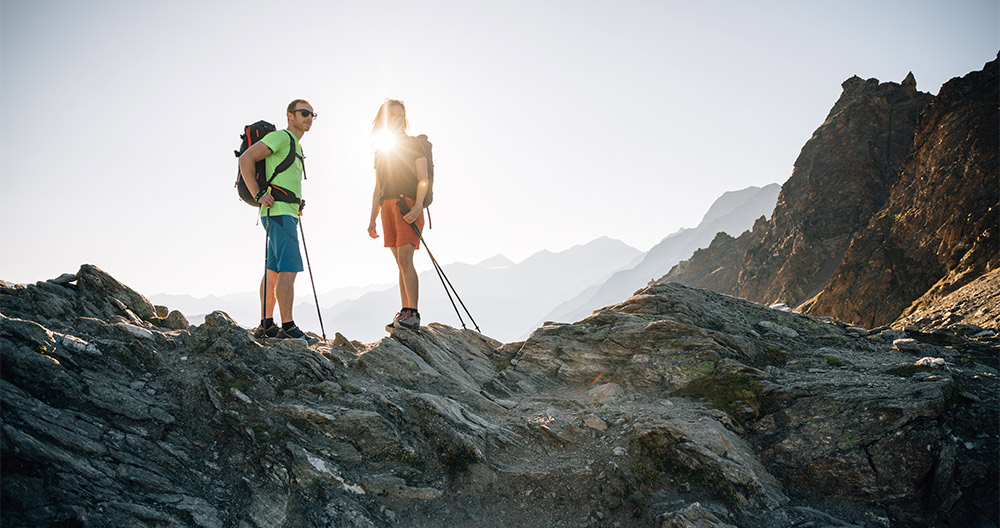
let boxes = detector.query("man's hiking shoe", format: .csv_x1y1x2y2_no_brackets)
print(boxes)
394,310,420,331
277,325,319,345
251,323,279,339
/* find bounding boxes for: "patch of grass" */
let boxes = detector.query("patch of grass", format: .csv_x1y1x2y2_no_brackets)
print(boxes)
247,422,286,445
370,449,423,469
441,443,479,476
610,460,665,518
680,361,715,378
825,356,845,367
755,345,788,367
837,430,865,448
629,459,659,486
673,373,766,427
647,450,742,509
219,378,250,402
222,378,248,392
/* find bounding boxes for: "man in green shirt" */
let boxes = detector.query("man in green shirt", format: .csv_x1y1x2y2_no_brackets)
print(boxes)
238,99,318,345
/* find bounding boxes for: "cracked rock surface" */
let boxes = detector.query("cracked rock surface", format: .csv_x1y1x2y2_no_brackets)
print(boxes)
2,265,997,527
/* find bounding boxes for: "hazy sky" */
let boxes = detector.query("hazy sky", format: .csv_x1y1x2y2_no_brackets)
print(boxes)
2,0,997,297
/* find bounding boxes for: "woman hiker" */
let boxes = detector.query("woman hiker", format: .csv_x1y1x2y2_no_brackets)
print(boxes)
367,99,430,331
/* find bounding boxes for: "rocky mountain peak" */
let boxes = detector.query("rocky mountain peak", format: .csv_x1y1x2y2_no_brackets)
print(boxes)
738,71,934,307
839,74,879,95
2,265,997,527
660,56,997,332
801,55,999,328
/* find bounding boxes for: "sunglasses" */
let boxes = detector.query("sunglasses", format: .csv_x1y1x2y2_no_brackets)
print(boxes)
292,109,318,119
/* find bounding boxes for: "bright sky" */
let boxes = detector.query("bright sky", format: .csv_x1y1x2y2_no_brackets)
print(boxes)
2,0,997,297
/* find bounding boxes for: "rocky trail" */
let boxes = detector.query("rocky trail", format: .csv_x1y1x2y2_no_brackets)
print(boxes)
2,265,997,527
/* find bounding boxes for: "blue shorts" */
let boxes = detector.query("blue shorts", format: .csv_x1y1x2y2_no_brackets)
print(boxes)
262,215,303,273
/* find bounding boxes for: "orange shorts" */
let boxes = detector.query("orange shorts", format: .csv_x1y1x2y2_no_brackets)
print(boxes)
380,197,425,249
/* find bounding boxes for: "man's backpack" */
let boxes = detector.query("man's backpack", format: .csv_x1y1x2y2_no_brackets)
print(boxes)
234,120,302,207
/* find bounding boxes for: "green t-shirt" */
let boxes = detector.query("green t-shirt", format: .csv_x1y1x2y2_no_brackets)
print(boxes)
259,130,304,218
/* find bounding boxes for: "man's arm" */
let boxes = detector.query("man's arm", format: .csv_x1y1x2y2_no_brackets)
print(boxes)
239,141,274,207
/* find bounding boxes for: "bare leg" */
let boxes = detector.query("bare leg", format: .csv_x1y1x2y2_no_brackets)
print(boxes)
275,271,297,323
259,270,279,320
390,247,409,308
394,244,419,309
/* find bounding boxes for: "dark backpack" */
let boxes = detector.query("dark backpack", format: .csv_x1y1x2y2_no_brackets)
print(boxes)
234,120,303,207
415,134,434,207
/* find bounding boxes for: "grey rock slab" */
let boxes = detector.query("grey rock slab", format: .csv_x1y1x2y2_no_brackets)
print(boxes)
636,413,788,509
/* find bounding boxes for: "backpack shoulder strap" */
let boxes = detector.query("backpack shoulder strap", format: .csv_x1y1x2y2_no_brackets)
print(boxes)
267,130,300,184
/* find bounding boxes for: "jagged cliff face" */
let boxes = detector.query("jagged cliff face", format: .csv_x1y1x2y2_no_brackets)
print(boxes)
663,216,769,294
803,57,999,328
734,73,933,307
2,266,998,527
661,57,998,331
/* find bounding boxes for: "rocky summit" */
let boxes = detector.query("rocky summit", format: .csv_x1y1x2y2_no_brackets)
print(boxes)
2,265,997,527
662,55,999,332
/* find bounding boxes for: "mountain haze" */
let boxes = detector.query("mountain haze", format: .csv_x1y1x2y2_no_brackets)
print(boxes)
540,184,780,327
316,237,641,343
149,283,392,329
152,185,779,344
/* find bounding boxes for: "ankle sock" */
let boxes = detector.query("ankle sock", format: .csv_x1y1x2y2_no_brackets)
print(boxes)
261,318,275,328
282,321,296,330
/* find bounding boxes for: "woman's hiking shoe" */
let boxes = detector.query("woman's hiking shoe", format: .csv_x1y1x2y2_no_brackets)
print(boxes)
394,310,420,331
277,325,319,345
251,323,279,339
386,311,404,332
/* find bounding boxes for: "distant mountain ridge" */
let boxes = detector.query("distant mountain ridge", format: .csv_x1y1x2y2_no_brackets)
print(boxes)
661,54,1000,330
152,185,779,343
149,283,392,329
539,184,780,327
317,237,641,343
148,239,642,343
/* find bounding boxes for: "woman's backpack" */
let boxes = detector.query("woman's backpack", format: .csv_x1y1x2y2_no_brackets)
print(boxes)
415,134,434,207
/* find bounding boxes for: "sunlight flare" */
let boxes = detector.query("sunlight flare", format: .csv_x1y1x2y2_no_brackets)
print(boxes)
373,130,398,153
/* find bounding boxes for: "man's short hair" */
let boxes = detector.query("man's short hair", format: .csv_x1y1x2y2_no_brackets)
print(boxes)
287,99,310,113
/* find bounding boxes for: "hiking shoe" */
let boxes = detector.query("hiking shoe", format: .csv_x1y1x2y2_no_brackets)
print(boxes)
251,323,279,339
386,311,404,332
277,325,319,345
394,310,420,331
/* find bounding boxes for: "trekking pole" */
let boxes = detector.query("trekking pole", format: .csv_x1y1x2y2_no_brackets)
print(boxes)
428,247,467,330
398,197,481,333
297,216,327,340
262,211,270,345
423,235,480,332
